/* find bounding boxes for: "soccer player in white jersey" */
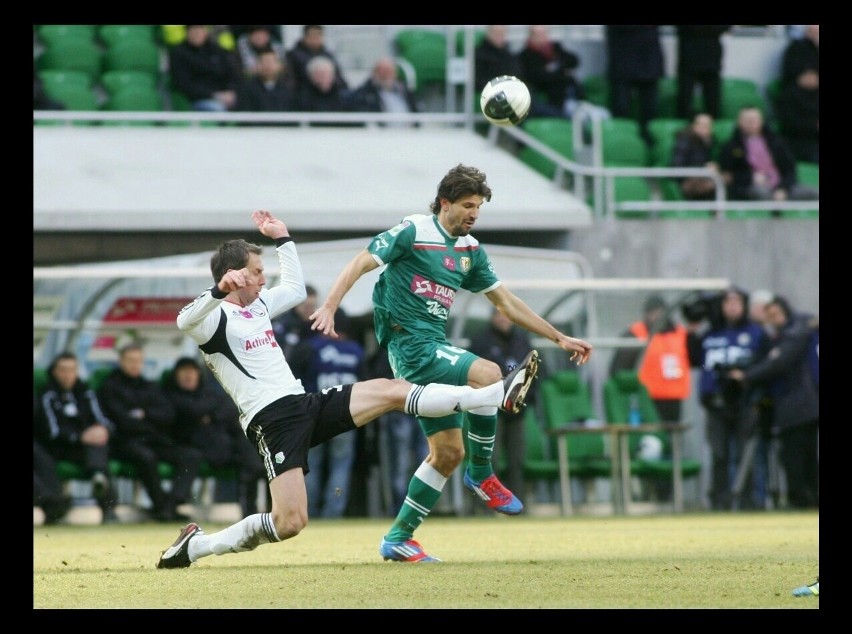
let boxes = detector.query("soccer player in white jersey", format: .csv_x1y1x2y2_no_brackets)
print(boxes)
157,210,538,568
310,165,594,563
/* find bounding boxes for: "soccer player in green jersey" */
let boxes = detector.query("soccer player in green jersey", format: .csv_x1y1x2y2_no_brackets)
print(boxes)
311,164,593,562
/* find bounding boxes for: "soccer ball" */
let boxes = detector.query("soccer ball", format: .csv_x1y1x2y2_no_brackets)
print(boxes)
480,76,531,127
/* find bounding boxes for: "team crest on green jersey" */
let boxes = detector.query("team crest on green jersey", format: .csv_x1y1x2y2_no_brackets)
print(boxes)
460,257,471,273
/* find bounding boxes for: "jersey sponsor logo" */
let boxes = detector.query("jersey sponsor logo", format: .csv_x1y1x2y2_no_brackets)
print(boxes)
460,256,471,273
443,255,456,271
372,235,390,251
425,299,450,320
411,274,455,309
241,329,279,353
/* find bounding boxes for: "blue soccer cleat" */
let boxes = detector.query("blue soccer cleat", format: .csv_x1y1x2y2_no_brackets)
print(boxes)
792,578,819,597
379,538,442,563
463,470,524,515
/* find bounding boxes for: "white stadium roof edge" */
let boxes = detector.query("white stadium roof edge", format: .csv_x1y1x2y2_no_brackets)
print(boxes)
33,125,593,233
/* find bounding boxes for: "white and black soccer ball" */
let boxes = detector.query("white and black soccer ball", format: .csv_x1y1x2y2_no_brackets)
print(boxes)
479,75,531,127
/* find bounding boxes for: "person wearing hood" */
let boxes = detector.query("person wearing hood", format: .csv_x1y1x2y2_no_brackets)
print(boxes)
686,286,771,510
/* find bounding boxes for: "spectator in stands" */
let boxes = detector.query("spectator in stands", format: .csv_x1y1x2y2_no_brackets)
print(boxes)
34,392,72,525
236,25,286,79
776,25,819,165
474,25,522,92
168,24,241,112
717,106,819,201
286,25,349,93
745,287,777,510
347,56,419,126
272,283,318,358
236,49,297,116
468,307,536,505
97,343,202,522
163,357,265,518
294,55,354,125
670,112,721,200
605,25,664,146
728,295,819,510
364,345,428,515
611,294,691,424
517,24,585,119
35,352,118,522
288,308,364,518
675,26,732,119
686,286,771,510
781,24,819,88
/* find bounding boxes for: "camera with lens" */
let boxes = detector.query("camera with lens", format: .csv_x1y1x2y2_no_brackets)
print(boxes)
681,291,722,324
710,361,748,408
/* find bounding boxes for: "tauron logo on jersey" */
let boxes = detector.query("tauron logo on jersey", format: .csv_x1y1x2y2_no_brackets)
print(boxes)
411,274,455,309
241,329,279,353
460,257,471,273
443,256,456,271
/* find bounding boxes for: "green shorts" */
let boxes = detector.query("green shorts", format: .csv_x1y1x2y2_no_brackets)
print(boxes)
387,332,478,436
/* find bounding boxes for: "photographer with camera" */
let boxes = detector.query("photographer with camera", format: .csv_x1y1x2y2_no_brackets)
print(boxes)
685,286,771,510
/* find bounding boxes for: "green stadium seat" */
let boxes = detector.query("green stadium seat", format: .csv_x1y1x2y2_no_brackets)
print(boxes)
40,83,99,113
394,29,446,92
37,40,103,83
518,118,574,179
600,118,648,167
37,25,96,47
98,24,157,48
647,117,686,167
100,70,157,96
720,77,767,120
103,40,162,78
582,74,608,108
39,69,93,93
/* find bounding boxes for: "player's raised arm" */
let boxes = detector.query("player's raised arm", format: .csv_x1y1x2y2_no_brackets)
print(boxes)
310,249,380,337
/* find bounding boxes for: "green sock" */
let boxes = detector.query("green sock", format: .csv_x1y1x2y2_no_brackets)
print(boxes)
466,411,497,482
385,462,445,542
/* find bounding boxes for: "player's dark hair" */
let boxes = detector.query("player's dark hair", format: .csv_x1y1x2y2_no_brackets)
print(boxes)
48,351,78,377
210,239,263,284
429,164,492,214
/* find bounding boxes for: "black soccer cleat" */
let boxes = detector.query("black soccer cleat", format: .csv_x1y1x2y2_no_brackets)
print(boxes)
157,522,203,569
500,350,539,414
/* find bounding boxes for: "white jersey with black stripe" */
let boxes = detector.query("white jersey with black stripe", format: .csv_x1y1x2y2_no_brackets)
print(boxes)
176,241,307,432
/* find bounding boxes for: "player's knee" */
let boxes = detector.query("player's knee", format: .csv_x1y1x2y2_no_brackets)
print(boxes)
479,360,503,385
432,444,464,472
272,509,308,539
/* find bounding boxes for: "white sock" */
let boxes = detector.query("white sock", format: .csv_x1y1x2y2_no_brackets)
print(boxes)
189,513,280,561
405,382,503,417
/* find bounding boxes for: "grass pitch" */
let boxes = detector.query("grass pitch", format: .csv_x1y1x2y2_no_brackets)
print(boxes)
33,511,818,609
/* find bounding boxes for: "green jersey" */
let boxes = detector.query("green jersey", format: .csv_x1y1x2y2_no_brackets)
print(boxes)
369,214,501,348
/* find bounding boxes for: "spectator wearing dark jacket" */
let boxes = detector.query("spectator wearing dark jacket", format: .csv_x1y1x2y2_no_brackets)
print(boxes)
162,357,265,517
675,25,732,119
168,24,241,112
475,25,522,92
517,24,585,119
285,25,348,93
236,49,297,118
295,55,355,126
728,296,819,509
347,57,419,126
717,106,818,201
36,352,117,521
97,343,202,522
605,25,664,145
